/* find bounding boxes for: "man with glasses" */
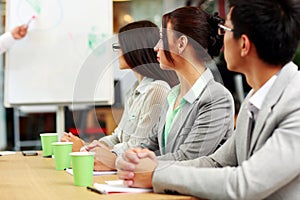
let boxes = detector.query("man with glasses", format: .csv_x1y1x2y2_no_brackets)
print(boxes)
116,0,300,199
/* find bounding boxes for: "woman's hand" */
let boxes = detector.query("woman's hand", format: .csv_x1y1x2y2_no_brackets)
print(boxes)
84,140,110,152
60,132,84,152
90,146,117,171
11,24,28,39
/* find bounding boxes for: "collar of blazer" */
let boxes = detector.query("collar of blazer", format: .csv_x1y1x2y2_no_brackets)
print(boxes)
184,68,214,104
248,61,298,155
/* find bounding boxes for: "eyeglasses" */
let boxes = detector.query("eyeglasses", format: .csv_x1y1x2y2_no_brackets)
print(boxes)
112,43,121,52
218,24,234,35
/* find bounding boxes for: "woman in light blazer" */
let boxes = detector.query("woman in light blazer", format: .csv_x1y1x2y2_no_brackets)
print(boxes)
139,6,235,161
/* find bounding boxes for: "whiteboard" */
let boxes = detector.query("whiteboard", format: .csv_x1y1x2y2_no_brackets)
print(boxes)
4,0,114,107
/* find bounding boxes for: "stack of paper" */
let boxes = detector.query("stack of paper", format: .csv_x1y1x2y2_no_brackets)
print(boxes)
0,151,16,156
94,181,152,194
65,168,116,176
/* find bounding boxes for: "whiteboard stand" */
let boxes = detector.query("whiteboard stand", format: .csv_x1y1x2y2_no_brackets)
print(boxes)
56,106,65,139
13,108,20,151
13,107,41,151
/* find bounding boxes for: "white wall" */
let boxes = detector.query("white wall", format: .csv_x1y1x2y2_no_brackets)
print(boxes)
131,0,163,25
163,0,186,13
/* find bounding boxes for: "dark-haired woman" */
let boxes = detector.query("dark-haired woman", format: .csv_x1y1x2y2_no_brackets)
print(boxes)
61,20,178,170
98,20,179,156
135,6,235,161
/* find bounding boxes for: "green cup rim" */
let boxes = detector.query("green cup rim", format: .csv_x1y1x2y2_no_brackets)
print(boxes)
52,142,73,146
40,133,59,136
69,152,95,156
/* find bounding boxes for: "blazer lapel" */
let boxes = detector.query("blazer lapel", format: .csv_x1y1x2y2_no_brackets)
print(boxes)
163,68,214,153
235,94,252,163
164,101,195,152
248,62,298,156
248,106,271,157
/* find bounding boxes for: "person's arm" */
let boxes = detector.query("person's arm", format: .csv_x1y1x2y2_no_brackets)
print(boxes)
98,126,122,147
110,82,170,155
139,120,161,154
0,25,28,54
167,132,237,169
157,84,234,161
0,32,15,54
117,135,236,187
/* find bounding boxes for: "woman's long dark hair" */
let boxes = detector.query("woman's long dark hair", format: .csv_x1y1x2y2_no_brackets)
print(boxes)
118,20,179,87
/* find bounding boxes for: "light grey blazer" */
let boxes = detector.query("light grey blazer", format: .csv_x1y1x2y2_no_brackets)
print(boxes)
142,69,235,161
153,62,300,200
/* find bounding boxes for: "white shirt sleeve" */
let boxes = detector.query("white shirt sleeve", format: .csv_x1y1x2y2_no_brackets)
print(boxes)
0,32,16,54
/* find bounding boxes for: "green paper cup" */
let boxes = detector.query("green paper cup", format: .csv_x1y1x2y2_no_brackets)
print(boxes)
70,152,95,186
40,133,58,157
52,142,73,170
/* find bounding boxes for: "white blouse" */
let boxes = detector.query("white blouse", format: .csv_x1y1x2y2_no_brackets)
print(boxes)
99,77,171,155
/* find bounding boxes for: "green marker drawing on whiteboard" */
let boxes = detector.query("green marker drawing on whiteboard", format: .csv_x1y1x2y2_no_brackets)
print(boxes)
88,26,101,50
88,26,108,55
26,0,41,14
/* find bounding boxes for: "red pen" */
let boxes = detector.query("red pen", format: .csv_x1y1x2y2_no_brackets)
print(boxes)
27,15,36,26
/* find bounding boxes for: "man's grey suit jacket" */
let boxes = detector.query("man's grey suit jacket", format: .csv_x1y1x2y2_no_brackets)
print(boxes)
153,62,300,200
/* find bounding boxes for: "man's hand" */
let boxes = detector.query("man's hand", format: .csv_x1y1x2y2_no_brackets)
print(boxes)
116,148,157,188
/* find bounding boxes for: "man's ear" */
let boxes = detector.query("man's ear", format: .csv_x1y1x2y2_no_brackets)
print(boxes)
240,34,251,57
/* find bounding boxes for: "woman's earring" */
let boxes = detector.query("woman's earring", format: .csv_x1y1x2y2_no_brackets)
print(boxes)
178,43,183,55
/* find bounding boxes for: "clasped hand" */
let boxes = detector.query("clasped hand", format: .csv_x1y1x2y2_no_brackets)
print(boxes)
116,148,157,188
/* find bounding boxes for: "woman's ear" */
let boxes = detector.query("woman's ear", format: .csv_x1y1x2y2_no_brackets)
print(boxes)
178,35,188,55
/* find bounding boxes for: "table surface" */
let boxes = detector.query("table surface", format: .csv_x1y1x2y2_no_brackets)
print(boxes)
0,152,197,200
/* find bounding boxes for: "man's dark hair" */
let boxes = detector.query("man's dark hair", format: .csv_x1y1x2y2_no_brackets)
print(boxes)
228,0,300,66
